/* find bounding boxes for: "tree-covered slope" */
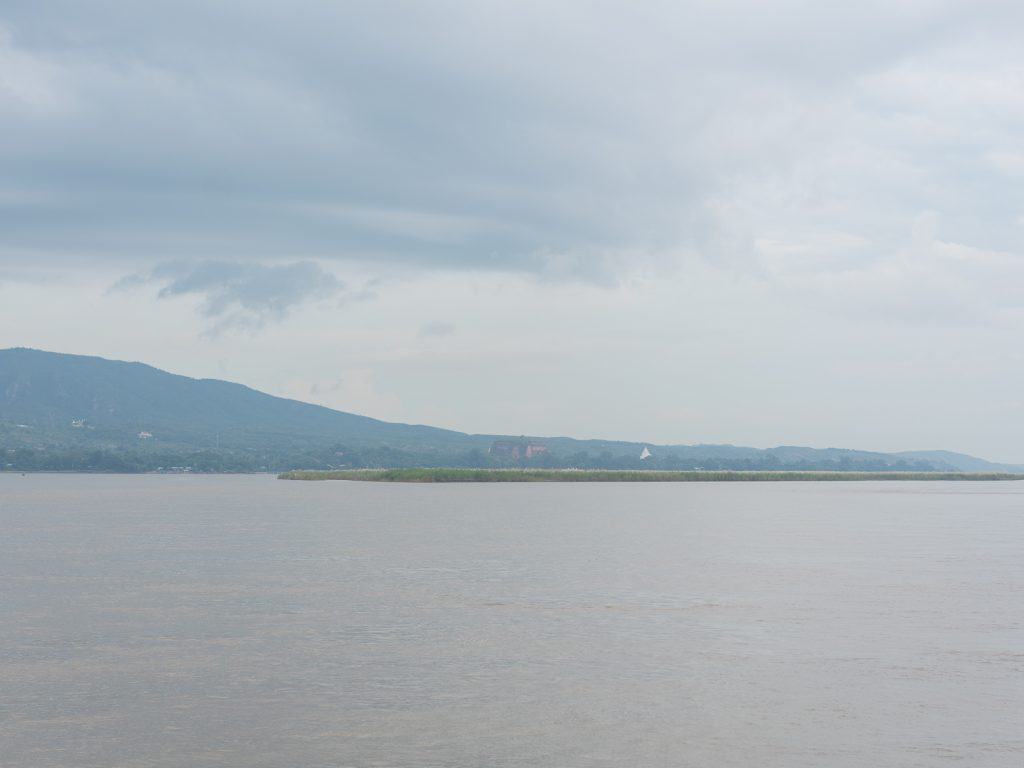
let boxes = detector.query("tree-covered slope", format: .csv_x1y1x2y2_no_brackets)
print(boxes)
2,347,1017,473
0,347,469,452
894,450,1024,474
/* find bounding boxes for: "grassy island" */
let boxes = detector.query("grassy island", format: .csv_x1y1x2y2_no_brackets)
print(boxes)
278,468,1024,483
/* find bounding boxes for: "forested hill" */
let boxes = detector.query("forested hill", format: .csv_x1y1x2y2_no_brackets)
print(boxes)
0,347,466,450
2,347,1020,473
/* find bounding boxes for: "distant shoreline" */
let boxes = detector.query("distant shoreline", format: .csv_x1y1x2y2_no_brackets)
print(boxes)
278,468,1024,483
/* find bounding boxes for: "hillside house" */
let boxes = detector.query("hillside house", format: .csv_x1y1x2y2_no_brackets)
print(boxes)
490,440,548,460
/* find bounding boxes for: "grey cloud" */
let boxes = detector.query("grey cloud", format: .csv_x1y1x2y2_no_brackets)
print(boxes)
108,272,148,292
418,322,455,338
131,260,343,332
2,1,1022,285
309,379,344,396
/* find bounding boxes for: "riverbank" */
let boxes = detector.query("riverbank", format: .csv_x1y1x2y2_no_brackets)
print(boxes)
278,468,1024,482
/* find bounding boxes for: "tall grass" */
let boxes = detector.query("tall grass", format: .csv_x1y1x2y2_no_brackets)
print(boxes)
278,468,1024,483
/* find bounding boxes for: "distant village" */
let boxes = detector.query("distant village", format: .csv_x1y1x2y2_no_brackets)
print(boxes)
490,439,652,463
489,440,548,460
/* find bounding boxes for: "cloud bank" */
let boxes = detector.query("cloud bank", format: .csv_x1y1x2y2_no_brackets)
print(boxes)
1,1,1021,288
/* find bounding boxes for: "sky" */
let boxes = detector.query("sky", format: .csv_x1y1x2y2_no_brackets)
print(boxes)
1,1,1023,461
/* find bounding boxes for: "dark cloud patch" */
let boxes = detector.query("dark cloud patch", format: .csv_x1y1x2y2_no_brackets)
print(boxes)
2,1,1021,280
309,379,344,396
127,260,343,332
1,1,1024,296
418,321,455,338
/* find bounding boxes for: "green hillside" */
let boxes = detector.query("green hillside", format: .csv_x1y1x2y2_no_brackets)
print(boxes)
3,348,1020,473
0,347,469,452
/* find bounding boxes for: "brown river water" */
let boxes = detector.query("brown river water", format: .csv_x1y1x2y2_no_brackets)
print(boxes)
2,474,1022,766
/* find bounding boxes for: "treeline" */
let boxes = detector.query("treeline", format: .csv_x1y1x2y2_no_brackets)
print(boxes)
499,451,943,473
1,447,260,472
282,469,1022,483
3,442,948,473
254,443,948,473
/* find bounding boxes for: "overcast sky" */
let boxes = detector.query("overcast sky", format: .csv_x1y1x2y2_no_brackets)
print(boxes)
2,1,1023,460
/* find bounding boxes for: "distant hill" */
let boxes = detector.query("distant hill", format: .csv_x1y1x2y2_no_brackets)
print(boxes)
2,347,1018,473
0,347,468,454
895,450,1024,474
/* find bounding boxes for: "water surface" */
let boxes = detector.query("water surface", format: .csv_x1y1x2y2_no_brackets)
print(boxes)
2,474,1022,766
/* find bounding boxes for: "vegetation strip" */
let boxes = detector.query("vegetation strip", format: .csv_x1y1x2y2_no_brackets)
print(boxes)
279,469,1024,483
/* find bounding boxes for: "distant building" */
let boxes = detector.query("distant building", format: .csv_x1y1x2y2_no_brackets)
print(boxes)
490,440,548,460
525,443,548,458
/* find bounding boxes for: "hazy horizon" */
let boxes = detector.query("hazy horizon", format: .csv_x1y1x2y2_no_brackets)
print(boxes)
4,345,1020,466
2,2,1023,462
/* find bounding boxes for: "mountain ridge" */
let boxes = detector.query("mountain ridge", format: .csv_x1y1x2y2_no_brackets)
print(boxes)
2,347,1020,473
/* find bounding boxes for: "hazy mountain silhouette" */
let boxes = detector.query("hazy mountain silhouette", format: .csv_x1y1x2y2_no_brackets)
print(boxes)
2,348,1020,472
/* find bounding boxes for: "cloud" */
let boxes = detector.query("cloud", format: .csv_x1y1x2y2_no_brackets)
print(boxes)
755,211,1024,324
0,26,64,113
1,0,1021,289
418,321,455,338
121,260,343,332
